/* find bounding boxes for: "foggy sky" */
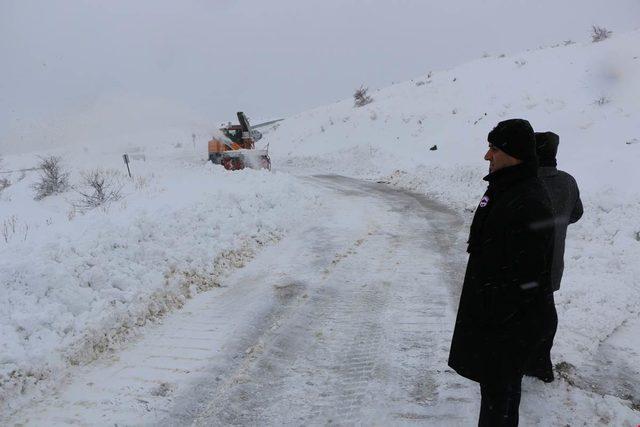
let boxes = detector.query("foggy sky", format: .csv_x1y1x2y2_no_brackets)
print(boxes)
1,0,639,151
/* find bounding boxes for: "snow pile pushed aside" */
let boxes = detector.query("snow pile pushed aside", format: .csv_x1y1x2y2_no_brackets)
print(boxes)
266,29,640,418
0,154,325,413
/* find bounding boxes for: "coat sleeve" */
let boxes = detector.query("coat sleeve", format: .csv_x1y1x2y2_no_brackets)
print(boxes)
569,183,583,224
483,199,554,326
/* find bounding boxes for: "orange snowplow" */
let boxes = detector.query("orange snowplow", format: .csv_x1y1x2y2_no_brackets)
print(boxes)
208,112,271,170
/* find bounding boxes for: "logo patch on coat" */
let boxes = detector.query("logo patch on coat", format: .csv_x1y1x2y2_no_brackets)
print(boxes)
479,195,490,208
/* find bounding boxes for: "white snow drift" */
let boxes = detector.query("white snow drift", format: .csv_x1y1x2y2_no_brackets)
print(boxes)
0,147,325,414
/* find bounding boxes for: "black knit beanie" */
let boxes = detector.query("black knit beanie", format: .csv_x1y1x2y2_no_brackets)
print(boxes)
487,119,537,161
535,131,559,167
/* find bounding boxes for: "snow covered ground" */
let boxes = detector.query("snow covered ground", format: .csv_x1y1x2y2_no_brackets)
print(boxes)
1,26,639,425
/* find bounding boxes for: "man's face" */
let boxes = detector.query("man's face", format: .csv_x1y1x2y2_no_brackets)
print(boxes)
484,144,522,173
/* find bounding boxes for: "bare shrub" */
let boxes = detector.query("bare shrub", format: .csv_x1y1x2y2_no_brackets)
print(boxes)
353,85,373,107
2,215,17,243
594,96,610,106
1,215,28,243
0,155,10,192
591,25,612,43
32,156,70,200
67,206,77,221
74,168,123,210
0,177,11,193
134,175,149,190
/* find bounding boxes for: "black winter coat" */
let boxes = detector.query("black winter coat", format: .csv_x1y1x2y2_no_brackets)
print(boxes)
538,166,583,291
448,162,557,384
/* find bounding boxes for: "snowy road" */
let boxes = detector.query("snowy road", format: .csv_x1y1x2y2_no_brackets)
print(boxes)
9,174,474,426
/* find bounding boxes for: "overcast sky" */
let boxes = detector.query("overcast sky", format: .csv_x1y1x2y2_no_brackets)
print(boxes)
1,0,639,151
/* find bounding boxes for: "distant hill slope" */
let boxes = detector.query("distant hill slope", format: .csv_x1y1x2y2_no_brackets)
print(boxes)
268,29,639,198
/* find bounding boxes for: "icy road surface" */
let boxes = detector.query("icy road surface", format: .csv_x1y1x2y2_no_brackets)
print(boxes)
10,175,473,425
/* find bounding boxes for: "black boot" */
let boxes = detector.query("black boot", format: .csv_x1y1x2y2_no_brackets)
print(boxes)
524,344,555,383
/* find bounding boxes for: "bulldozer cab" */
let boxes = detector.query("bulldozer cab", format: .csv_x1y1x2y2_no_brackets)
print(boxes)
220,112,253,145
222,126,243,143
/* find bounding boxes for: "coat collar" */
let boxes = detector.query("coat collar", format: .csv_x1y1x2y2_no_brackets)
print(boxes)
538,166,559,177
483,161,538,189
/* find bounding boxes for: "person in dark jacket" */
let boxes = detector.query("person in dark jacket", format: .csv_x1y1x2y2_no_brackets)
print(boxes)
524,131,584,382
535,132,583,290
448,119,557,426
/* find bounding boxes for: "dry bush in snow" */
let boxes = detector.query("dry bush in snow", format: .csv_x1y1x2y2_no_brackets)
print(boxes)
74,168,123,210
134,175,149,190
591,25,612,43
32,156,70,200
0,177,10,193
0,156,10,192
353,85,373,107
2,215,17,243
2,215,29,243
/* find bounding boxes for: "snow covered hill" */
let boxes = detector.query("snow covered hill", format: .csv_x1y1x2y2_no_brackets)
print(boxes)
265,30,640,419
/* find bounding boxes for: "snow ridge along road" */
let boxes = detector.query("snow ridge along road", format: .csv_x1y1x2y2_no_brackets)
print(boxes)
9,174,472,425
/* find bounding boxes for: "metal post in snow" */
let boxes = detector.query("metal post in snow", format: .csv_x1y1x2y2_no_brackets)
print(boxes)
123,154,132,178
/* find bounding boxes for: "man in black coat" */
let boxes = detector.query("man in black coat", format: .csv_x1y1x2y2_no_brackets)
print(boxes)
524,131,583,382
448,119,557,426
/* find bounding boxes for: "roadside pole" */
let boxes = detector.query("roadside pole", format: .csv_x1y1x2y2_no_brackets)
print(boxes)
122,154,132,178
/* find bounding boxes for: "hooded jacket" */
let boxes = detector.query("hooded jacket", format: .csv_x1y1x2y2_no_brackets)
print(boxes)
538,167,583,291
535,131,584,291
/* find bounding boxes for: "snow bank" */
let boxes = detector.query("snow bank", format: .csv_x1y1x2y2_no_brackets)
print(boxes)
267,30,640,419
0,149,325,414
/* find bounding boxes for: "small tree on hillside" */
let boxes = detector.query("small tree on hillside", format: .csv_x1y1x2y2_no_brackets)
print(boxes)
0,177,10,193
591,25,612,43
74,168,123,210
353,85,373,108
32,156,70,200
0,155,7,192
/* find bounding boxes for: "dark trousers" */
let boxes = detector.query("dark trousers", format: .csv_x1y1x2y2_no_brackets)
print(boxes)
525,293,558,382
478,376,522,427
